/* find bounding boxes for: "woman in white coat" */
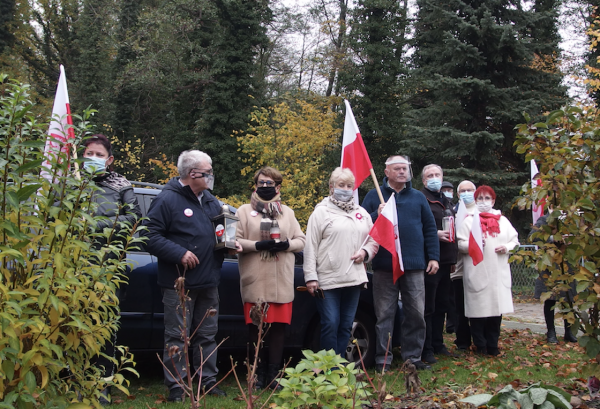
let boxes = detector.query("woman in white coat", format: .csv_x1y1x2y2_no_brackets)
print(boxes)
304,168,378,357
456,185,519,356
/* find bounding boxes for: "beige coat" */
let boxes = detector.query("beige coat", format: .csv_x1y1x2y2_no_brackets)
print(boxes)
303,198,378,291
457,209,519,318
236,203,306,304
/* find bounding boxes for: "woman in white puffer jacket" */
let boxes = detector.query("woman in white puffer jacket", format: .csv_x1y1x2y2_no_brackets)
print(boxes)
303,167,378,356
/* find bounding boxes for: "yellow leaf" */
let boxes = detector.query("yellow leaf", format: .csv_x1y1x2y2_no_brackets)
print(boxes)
488,372,498,379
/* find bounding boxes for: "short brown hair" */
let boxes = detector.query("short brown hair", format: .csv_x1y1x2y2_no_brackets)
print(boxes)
253,166,283,186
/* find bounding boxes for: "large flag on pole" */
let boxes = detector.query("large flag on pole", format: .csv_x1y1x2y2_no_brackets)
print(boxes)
530,159,544,225
369,193,404,283
42,65,75,180
342,100,373,202
468,211,484,266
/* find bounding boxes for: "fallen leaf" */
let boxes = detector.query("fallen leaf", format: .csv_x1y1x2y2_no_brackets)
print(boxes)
488,372,498,380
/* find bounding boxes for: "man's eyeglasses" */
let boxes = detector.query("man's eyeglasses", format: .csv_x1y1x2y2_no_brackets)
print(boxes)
191,168,213,178
257,180,276,187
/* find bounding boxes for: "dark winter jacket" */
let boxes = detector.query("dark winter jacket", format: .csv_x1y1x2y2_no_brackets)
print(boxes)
144,177,224,290
421,187,458,265
93,172,142,231
362,178,440,272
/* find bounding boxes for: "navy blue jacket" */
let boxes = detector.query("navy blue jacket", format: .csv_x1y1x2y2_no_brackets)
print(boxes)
362,178,440,272
144,178,224,290
421,187,458,265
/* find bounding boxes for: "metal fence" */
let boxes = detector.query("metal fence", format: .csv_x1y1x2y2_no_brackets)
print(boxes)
511,245,538,299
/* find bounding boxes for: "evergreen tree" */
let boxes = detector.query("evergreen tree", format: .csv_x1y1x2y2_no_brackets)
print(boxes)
339,0,410,186
0,0,15,54
195,0,272,197
408,0,566,215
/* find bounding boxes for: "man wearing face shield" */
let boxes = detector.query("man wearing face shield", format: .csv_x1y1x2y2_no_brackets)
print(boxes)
144,150,234,401
362,155,440,372
420,165,458,364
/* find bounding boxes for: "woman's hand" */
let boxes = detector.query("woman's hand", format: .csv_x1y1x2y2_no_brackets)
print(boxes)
350,249,368,264
306,280,319,296
255,239,276,251
228,240,243,255
495,245,508,254
270,240,290,253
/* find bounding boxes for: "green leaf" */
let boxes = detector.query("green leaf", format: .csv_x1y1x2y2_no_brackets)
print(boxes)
6,191,19,208
529,387,548,405
460,394,494,405
545,389,572,409
16,184,42,202
25,370,37,392
15,160,44,174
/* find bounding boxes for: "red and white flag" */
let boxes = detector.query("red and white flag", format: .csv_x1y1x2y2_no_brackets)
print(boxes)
341,100,373,203
42,65,75,180
468,211,484,266
530,159,544,224
369,193,404,283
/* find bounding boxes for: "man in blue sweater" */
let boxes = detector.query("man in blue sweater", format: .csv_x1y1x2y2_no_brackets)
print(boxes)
362,155,440,371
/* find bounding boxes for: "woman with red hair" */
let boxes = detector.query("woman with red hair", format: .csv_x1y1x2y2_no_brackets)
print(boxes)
456,185,519,356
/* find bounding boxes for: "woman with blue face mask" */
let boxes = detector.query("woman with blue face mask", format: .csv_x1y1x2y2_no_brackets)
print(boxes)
81,134,142,404
303,167,379,359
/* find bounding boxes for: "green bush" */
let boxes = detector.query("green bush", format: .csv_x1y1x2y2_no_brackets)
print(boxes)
0,76,141,408
274,349,370,409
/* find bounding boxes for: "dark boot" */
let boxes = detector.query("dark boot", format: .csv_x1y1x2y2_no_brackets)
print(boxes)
546,329,558,344
253,364,267,390
564,321,578,343
266,364,283,390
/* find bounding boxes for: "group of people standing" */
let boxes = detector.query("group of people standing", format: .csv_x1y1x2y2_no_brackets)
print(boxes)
84,137,533,403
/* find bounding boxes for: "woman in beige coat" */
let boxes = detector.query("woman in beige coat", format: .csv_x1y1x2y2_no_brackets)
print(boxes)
236,167,306,389
304,168,378,357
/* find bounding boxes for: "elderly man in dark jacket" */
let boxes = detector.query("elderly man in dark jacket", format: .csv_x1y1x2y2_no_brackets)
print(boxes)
420,164,458,364
362,155,440,372
144,150,229,401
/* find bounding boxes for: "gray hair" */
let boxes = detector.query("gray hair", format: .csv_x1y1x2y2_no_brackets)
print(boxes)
177,150,212,178
457,180,476,193
329,167,355,188
421,164,443,180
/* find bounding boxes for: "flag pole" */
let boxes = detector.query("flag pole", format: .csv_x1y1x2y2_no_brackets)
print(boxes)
369,168,385,205
343,235,370,275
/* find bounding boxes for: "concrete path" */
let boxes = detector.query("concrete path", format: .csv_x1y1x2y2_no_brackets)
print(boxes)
502,301,571,336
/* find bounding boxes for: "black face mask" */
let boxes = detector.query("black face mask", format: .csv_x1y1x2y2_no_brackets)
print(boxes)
257,186,277,201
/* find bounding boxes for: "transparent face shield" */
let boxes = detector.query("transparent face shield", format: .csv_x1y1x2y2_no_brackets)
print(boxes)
385,156,413,182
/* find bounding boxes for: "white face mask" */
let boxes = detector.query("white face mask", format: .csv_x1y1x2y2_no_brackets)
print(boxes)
443,191,453,199
83,157,107,173
205,174,214,190
333,188,353,202
476,201,493,213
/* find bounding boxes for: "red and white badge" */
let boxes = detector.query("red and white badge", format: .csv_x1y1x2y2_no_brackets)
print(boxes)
355,212,363,220
250,211,258,217
215,224,225,237
184,208,193,217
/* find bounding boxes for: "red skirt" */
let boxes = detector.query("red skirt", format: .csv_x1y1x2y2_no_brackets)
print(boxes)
244,302,293,325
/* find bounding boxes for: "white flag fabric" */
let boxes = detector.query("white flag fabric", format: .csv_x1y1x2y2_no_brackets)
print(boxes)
530,159,544,224
42,65,75,180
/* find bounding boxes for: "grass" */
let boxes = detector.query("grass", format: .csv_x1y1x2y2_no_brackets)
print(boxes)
107,328,595,408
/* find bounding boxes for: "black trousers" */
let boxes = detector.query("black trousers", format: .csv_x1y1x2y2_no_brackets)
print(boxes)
452,278,472,349
423,264,452,355
470,316,502,352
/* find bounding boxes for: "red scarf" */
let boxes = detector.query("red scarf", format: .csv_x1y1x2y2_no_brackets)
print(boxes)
479,212,501,237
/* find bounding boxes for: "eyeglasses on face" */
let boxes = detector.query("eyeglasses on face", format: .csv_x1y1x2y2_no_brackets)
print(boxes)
257,180,276,187
191,168,213,177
